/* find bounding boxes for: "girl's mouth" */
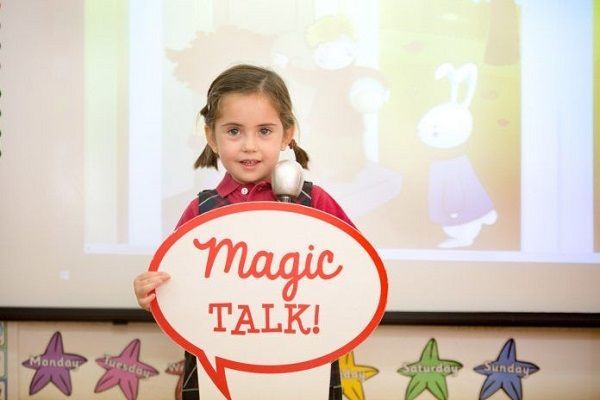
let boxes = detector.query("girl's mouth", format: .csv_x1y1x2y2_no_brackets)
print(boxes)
240,160,260,167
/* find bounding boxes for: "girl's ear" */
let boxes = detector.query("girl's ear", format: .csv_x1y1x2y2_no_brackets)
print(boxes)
205,125,218,153
282,127,294,149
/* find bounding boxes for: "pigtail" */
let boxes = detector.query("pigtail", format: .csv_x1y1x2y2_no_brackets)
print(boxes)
193,103,220,169
193,144,219,169
289,139,310,169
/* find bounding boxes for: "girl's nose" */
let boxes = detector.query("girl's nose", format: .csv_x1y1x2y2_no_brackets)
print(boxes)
241,133,257,152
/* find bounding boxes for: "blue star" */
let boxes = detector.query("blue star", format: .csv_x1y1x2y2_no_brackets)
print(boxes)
474,339,539,400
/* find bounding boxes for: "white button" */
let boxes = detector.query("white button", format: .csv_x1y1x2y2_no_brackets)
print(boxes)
241,187,249,195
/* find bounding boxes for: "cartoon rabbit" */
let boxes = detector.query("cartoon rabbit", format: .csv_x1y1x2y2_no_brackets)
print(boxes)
418,63,497,248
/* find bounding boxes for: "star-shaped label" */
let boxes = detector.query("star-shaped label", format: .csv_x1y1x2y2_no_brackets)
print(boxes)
474,338,539,400
397,338,462,400
95,339,159,400
165,359,185,400
21,331,87,396
339,351,378,400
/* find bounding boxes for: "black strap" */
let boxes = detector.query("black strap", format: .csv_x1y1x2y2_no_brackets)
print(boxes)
198,189,230,214
181,351,200,400
329,359,343,399
296,181,313,207
198,182,313,214
183,354,341,399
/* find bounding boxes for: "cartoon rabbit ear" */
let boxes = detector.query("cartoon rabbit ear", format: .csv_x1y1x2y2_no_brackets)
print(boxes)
455,63,478,108
435,63,459,104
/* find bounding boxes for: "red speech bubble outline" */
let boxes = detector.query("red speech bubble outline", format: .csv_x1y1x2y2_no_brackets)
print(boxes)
149,202,387,399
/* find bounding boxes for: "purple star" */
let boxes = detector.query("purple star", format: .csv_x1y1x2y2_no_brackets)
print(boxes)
474,339,539,400
21,331,87,396
95,339,159,400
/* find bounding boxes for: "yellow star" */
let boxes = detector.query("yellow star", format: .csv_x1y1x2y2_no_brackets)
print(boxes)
339,351,379,400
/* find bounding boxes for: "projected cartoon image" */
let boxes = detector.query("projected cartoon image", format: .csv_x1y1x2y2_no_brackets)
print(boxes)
275,16,390,170
78,0,600,267
481,0,521,66
162,16,400,227
418,63,497,248
82,2,522,254
277,16,401,218
166,26,276,100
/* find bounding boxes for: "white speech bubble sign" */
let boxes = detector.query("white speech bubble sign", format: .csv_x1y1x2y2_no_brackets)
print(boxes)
150,202,387,399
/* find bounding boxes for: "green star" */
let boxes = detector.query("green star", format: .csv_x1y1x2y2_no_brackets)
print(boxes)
397,339,463,400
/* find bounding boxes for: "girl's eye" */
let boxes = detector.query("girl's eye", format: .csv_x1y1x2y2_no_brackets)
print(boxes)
227,128,240,136
259,128,272,135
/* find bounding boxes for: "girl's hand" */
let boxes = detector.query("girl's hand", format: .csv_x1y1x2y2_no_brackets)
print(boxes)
133,271,171,311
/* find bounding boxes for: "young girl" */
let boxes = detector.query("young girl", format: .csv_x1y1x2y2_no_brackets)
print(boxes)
133,64,352,400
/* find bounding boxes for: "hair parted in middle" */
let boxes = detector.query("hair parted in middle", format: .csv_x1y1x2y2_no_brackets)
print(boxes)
194,64,309,170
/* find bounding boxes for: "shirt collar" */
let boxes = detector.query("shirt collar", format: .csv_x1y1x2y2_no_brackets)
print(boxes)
216,173,271,197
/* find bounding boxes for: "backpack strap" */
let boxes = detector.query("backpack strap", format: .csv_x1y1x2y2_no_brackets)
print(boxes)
181,351,200,400
183,350,341,400
199,183,312,212
295,181,313,207
329,359,343,399
198,189,230,214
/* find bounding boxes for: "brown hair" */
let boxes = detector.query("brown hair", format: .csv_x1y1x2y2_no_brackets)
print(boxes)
194,64,309,169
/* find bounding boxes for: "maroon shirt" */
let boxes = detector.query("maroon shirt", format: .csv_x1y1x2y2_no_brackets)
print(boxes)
176,173,354,228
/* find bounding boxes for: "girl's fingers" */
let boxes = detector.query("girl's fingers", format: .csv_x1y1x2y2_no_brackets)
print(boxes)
134,272,170,285
138,281,165,297
133,272,170,310
137,293,156,311
135,275,167,291
134,273,170,293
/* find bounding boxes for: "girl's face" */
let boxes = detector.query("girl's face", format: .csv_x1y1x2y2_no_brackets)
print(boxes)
206,92,293,185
